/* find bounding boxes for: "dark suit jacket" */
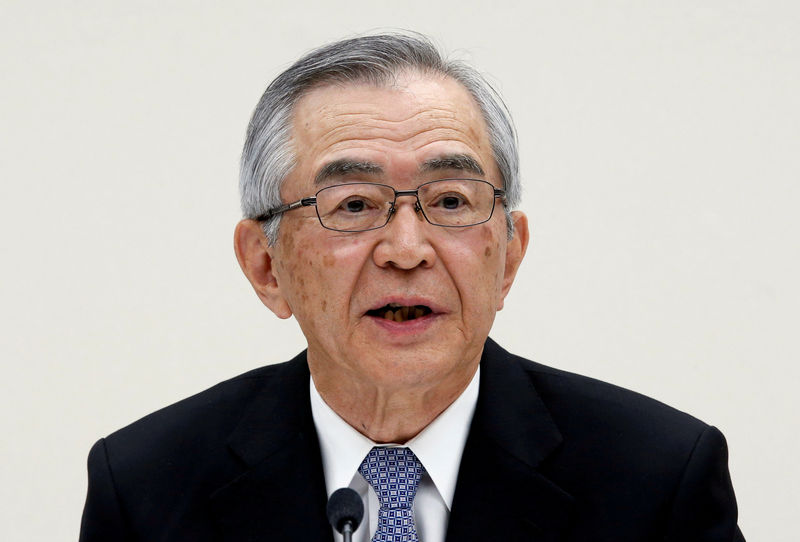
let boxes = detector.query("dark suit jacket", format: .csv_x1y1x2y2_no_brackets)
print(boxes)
80,339,744,541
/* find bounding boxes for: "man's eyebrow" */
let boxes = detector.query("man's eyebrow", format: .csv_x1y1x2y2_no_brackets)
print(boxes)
314,159,383,185
420,154,485,177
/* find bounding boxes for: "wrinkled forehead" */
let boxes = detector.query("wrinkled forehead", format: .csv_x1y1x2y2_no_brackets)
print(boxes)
294,69,488,130
285,71,497,192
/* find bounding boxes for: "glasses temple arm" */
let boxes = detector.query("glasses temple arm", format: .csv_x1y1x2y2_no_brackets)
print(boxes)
255,197,317,221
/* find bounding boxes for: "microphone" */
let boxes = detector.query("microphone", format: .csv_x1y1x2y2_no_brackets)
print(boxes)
326,487,364,542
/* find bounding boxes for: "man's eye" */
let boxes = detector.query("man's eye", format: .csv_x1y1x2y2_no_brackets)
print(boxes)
432,194,468,210
442,196,463,209
338,197,373,213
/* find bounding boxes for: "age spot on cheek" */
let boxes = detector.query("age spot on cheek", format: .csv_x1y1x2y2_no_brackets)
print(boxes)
484,246,492,258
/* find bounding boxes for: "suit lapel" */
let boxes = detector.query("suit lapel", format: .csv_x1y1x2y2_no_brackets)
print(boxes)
446,339,575,542
208,353,332,541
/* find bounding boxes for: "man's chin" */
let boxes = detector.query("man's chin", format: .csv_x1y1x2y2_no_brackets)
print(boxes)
354,346,477,391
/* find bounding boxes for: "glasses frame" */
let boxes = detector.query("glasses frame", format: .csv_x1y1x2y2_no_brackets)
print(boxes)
255,178,507,233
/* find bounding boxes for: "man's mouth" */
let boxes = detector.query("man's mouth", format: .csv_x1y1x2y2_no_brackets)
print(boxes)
366,303,433,323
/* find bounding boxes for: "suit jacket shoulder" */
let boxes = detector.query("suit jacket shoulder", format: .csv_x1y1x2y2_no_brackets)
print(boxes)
514,347,710,458
100,357,306,462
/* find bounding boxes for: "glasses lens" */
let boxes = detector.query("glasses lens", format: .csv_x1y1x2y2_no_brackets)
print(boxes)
418,179,497,227
316,183,395,231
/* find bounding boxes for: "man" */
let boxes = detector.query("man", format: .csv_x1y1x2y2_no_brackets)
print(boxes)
80,33,744,541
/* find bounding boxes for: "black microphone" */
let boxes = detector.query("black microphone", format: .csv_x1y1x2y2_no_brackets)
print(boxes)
326,487,364,542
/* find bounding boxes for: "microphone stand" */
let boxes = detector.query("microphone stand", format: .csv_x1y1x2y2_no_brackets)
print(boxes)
341,521,355,542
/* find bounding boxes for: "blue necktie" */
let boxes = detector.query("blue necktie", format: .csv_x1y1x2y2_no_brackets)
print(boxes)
358,447,426,542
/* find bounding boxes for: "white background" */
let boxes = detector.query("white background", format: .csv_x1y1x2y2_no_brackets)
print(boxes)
1,1,798,540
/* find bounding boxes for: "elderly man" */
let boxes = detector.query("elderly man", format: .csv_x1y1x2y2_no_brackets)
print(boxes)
80,34,744,541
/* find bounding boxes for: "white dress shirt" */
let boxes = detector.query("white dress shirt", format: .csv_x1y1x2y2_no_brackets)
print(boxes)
310,368,480,542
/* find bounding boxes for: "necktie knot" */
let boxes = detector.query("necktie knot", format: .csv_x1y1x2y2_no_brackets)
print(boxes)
359,447,425,509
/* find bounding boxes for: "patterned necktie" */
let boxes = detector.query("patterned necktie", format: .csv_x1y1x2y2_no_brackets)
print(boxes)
358,446,426,542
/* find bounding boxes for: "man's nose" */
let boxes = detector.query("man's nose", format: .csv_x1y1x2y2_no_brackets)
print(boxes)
372,198,436,270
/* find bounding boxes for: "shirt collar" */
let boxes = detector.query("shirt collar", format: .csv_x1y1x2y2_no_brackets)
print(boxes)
310,367,480,510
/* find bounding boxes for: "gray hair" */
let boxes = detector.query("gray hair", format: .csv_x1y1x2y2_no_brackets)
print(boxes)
239,32,520,243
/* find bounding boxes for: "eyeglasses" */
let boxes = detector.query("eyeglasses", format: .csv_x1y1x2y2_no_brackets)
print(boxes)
255,179,506,233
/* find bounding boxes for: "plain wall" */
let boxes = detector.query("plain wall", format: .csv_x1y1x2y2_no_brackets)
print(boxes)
1,1,798,539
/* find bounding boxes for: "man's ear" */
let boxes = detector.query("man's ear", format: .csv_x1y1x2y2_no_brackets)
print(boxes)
497,211,530,311
233,219,292,319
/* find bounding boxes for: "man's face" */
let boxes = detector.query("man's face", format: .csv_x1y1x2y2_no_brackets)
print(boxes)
259,73,527,396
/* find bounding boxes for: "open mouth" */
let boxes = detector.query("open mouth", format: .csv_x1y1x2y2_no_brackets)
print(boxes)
366,303,433,323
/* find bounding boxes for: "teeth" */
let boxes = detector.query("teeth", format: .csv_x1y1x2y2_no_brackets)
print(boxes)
380,305,429,322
